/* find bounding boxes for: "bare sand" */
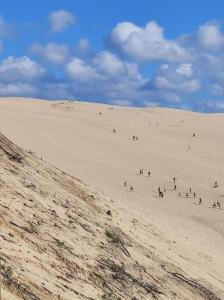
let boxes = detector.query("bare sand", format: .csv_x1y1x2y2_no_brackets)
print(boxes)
0,97,224,299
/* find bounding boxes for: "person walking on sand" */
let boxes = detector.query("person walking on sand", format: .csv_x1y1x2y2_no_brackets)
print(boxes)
124,181,127,187
173,177,176,184
193,192,196,198
113,129,116,134
217,201,221,208
213,181,218,188
148,171,151,177
212,202,216,208
130,185,134,191
189,187,192,194
199,198,202,205
174,184,177,191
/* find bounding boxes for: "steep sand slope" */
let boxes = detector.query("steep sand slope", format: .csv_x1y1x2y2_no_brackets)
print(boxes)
1,133,223,299
0,98,224,299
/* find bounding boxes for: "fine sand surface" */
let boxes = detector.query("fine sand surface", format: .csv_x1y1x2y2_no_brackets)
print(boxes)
1,97,224,299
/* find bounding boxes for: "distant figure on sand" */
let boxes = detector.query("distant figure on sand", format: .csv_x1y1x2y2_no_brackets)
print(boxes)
158,187,164,197
148,171,151,177
189,187,192,194
193,192,196,198
199,198,202,205
213,181,218,188
130,185,134,191
139,169,143,175
113,129,116,134
173,177,176,184
132,136,138,141
124,181,127,187
217,201,221,208
99,112,102,115
212,202,216,208
174,185,177,191
192,133,196,137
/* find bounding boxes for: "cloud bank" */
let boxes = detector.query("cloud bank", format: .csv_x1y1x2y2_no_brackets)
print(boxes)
0,13,224,112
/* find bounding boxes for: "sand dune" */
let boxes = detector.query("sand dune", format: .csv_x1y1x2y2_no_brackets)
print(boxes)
0,98,224,299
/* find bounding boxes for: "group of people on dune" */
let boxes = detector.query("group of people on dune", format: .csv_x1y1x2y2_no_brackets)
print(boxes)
107,112,222,211
123,174,222,210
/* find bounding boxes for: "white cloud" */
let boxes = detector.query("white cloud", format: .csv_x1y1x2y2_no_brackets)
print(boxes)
30,42,70,64
93,51,125,76
199,99,224,111
43,82,73,100
65,58,99,81
93,51,142,82
198,22,224,51
155,76,173,89
209,83,224,96
75,38,90,52
108,21,190,62
108,21,140,44
0,56,45,82
48,9,75,33
0,83,37,96
176,63,193,77
65,52,142,84
153,63,200,94
196,54,224,82
155,76,199,93
74,38,93,58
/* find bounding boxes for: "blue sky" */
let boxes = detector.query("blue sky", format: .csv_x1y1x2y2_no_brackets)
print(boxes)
0,0,224,111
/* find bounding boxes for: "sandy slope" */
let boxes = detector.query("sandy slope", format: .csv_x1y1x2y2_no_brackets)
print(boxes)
0,98,224,299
